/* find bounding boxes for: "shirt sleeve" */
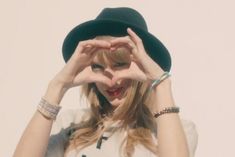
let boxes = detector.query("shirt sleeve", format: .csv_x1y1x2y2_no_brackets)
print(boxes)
45,108,88,157
181,119,199,157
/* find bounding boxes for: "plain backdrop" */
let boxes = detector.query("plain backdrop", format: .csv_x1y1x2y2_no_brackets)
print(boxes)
1,0,235,156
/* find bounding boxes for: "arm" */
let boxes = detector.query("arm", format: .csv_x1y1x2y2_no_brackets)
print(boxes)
12,81,66,157
153,78,190,157
110,28,193,157
12,39,112,157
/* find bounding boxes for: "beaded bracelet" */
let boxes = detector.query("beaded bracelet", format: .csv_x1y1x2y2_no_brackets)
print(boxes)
153,106,180,118
37,97,61,120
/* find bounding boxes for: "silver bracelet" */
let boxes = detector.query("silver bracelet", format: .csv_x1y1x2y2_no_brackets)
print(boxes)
37,97,61,120
150,71,171,90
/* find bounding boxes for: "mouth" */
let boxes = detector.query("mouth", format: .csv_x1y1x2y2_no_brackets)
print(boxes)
106,87,124,97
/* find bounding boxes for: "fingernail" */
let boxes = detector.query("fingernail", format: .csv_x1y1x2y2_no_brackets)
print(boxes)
86,45,91,48
110,47,116,51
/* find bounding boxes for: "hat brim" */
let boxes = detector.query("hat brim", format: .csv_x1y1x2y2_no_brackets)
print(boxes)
62,19,171,72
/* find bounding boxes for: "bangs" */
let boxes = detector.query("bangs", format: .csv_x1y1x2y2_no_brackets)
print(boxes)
95,46,131,65
94,35,131,65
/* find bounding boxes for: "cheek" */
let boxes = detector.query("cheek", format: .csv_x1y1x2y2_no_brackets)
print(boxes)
123,79,132,88
95,83,105,94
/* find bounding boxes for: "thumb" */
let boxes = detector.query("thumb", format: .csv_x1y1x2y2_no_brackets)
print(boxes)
95,75,113,87
111,76,123,87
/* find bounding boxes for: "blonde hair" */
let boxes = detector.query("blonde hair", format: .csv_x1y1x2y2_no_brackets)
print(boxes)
64,36,159,157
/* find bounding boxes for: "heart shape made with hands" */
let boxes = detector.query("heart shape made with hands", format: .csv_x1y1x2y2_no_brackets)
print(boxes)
75,51,147,86
73,46,148,87
72,27,164,88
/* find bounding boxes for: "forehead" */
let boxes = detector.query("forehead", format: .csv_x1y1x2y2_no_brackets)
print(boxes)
92,35,131,64
92,48,131,64
92,36,113,64
92,49,109,63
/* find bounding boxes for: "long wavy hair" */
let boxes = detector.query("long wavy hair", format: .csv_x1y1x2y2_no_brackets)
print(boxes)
64,36,159,157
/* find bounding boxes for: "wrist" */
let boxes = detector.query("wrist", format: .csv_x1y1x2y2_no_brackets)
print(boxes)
156,77,172,88
43,80,67,106
153,106,180,118
151,76,172,92
152,78,174,112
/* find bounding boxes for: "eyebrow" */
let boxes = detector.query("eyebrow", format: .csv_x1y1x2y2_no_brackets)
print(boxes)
91,62,106,69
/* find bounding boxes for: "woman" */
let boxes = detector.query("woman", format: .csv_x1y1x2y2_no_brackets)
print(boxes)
13,7,198,157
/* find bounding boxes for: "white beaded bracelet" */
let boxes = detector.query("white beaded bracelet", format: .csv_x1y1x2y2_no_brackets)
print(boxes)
37,97,61,120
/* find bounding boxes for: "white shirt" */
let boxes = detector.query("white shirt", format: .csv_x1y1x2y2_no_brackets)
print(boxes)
45,109,198,157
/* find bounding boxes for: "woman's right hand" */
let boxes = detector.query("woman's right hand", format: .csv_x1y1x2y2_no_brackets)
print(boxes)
50,39,112,92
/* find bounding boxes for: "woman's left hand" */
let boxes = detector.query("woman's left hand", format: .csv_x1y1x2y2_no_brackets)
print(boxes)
110,28,166,85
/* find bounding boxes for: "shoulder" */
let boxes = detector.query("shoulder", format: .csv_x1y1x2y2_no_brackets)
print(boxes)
180,119,198,157
51,108,90,135
181,119,198,141
45,108,91,157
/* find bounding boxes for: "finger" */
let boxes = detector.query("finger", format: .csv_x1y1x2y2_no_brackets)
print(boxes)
112,62,147,83
111,43,134,53
81,40,112,60
72,67,91,86
65,49,94,76
127,28,145,51
82,45,97,55
110,37,138,54
112,72,145,84
95,76,112,87
67,40,110,70
110,36,130,44
111,69,133,83
84,70,113,87
110,36,134,49
79,39,111,53
111,76,123,87
70,39,110,62
83,46,99,57
88,67,113,85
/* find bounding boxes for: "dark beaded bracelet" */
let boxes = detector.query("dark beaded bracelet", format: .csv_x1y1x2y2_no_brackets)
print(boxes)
153,106,180,118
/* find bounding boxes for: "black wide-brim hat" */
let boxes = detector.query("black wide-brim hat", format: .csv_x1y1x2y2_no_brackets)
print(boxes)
62,7,172,72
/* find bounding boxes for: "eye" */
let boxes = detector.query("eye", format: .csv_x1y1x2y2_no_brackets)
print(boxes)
114,62,128,67
91,64,104,71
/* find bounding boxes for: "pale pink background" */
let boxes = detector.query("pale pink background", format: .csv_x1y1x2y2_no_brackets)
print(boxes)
1,0,234,156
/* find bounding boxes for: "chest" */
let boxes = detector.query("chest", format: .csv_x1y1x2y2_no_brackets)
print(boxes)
65,131,156,157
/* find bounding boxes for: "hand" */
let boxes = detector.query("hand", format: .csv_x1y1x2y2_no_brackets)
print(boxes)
111,59,147,84
110,28,166,84
51,39,113,91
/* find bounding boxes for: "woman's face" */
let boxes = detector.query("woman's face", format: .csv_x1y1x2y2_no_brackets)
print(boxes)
92,36,132,107
95,75,132,108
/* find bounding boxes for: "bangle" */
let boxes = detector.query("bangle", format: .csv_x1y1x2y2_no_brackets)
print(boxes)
150,71,171,90
37,97,61,120
153,106,180,118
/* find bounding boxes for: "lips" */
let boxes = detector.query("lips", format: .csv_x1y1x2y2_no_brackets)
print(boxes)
106,87,124,97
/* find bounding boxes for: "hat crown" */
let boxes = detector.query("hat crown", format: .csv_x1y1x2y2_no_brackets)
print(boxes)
62,7,171,72
96,7,148,31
